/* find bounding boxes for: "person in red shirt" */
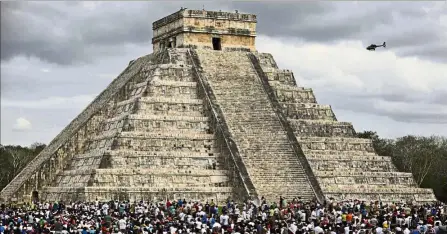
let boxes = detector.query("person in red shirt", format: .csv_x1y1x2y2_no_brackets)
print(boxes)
427,216,434,225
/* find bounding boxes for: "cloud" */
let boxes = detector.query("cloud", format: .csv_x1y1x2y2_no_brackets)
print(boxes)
13,117,32,131
256,35,447,124
2,2,445,65
2,95,95,110
0,1,212,65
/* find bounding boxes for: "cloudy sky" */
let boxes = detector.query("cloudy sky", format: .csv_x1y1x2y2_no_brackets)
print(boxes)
1,1,447,146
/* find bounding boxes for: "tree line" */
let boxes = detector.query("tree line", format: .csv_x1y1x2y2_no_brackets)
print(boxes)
0,132,446,202
0,143,46,190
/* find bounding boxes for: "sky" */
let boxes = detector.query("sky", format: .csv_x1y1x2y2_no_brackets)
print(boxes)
1,1,447,146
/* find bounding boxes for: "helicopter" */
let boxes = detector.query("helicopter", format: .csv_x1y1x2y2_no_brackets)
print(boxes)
366,42,386,51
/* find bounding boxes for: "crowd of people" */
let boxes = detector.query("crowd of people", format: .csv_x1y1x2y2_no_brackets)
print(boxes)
1,196,446,234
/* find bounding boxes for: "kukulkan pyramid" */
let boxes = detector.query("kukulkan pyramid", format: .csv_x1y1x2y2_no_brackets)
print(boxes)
1,9,437,204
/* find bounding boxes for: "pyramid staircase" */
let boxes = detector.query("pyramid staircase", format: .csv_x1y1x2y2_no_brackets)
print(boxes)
250,52,437,203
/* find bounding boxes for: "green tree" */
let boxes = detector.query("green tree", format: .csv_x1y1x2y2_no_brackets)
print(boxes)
0,142,45,190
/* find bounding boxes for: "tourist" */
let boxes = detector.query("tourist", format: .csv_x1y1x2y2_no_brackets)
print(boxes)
0,196,445,234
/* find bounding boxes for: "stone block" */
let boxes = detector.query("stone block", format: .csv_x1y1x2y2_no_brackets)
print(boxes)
308,160,396,172
280,103,336,120
289,119,355,137
147,80,198,99
113,131,216,152
125,114,210,132
136,97,204,116
297,137,375,152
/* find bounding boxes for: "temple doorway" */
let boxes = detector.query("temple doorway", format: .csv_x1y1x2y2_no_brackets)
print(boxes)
31,190,39,203
212,37,222,50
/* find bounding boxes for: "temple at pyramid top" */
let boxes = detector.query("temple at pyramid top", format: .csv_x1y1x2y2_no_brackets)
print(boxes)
152,8,257,52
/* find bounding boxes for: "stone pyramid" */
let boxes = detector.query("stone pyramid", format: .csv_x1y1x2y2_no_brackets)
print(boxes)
1,9,437,204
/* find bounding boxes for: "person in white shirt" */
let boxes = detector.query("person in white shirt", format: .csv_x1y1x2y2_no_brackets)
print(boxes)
314,225,324,234
289,222,298,234
344,225,350,234
118,218,126,232
403,226,411,234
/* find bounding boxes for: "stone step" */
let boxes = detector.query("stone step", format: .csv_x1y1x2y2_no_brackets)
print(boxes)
273,85,317,104
53,168,230,191
297,137,375,152
90,169,229,187
289,119,356,137
53,174,93,188
107,150,220,169
318,175,416,186
124,114,210,132
146,80,198,99
128,114,208,122
235,132,288,139
322,187,437,203
108,158,221,170
308,160,397,171
304,150,378,156
41,186,233,204
316,167,396,174
241,146,295,154
69,156,103,169
107,149,218,158
45,185,231,193
249,174,309,182
135,96,204,117
245,162,305,171
158,66,196,82
306,154,387,161
322,184,433,194
279,102,336,121
118,130,213,139
195,49,315,201
323,193,436,204
92,168,227,176
113,131,216,152
217,97,271,104
213,87,265,95
314,171,413,178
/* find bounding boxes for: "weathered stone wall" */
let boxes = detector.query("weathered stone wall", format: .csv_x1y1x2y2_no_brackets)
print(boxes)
182,33,255,51
32,49,242,204
152,9,256,52
252,52,437,203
